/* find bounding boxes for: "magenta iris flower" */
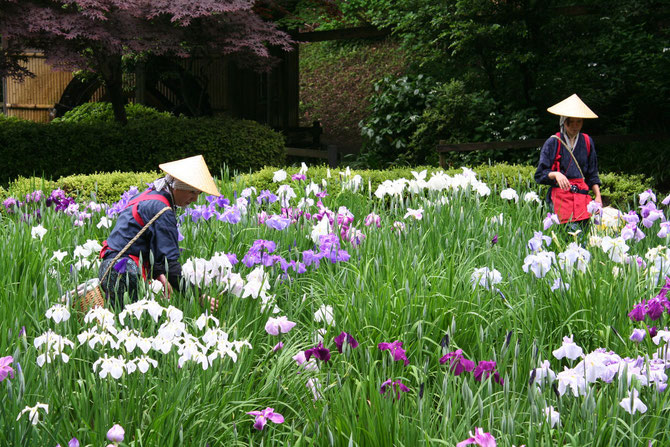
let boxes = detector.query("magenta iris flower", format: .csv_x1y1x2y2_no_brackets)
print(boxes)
380,379,410,399
247,407,284,431
334,332,359,353
439,349,475,375
628,302,647,322
0,356,15,382
304,342,331,363
456,427,497,447
378,340,410,366
292,173,306,181
473,360,503,385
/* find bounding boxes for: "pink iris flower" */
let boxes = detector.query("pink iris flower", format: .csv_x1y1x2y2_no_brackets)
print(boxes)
0,356,14,382
247,407,284,431
264,316,296,336
456,427,497,447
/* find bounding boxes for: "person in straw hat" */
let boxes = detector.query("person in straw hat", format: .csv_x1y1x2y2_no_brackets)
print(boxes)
534,94,602,235
98,155,220,307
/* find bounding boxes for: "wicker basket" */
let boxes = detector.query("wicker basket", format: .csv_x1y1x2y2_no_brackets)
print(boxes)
76,285,105,313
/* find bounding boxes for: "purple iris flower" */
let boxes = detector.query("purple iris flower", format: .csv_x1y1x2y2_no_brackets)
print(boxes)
257,190,278,204
628,302,647,322
266,215,291,231
473,360,503,385
660,277,670,298
302,250,322,268
646,296,669,320
3,197,18,212
650,326,658,337
113,258,130,274
491,235,498,246
378,340,410,366
68,438,80,447
439,349,476,375
639,202,657,219
206,195,230,208
304,342,331,363
226,253,238,265
334,332,359,353
380,379,410,400
292,173,306,181
315,190,328,198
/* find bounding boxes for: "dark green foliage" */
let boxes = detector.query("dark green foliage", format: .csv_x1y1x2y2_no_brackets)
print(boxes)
51,102,173,123
358,74,437,167
360,78,542,167
0,116,286,185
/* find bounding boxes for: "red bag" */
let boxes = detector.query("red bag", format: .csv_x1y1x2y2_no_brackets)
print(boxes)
551,178,591,223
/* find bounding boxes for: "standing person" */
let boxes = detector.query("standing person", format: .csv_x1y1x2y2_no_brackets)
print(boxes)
98,155,220,307
535,94,602,235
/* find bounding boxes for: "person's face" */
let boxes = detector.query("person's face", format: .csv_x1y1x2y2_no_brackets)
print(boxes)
172,188,201,207
564,117,583,138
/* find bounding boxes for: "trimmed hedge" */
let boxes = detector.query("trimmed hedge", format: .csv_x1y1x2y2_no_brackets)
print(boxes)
51,102,173,123
0,115,285,185
239,164,655,209
0,164,656,210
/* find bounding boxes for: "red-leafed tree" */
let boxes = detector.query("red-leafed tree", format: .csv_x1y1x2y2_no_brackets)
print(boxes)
0,0,294,123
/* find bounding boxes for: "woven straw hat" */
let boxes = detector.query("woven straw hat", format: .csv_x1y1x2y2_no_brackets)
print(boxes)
159,155,220,197
547,94,598,119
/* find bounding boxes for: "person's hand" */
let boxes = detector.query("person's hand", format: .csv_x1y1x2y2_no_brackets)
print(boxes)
201,294,219,312
549,172,570,191
594,195,603,208
157,274,172,299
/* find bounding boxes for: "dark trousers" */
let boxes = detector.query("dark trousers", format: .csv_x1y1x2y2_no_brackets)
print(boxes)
98,256,141,308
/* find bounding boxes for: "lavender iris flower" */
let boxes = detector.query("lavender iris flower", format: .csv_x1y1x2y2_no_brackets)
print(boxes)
621,210,640,225
217,206,241,224
257,190,278,204
630,328,646,343
206,195,230,208
266,215,291,231
68,438,80,447
378,340,410,366
334,332,359,353
543,213,560,231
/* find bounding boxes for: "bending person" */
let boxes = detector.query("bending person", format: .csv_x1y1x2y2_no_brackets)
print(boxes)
534,94,602,235
98,155,220,307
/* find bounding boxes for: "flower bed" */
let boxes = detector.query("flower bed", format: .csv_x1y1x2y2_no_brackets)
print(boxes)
0,165,668,446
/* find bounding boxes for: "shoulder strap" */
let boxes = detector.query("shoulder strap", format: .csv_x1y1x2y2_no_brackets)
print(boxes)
551,133,585,179
583,133,591,157
551,132,562,171
127,191,172,227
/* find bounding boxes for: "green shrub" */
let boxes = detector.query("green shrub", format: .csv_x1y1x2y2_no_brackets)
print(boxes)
358,74,437,168
51,102,173,123
3,176,58,202
599,172,654,209
58,171,160,203
0,116,285,185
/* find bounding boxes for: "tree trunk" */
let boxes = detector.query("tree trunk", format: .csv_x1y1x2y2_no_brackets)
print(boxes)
98,54,127,125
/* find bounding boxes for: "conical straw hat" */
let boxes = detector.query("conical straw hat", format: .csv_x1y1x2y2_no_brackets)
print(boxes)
547,94,598,118
159,155,221,197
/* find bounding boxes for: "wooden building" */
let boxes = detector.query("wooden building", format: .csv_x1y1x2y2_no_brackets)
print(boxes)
2,48,299,129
